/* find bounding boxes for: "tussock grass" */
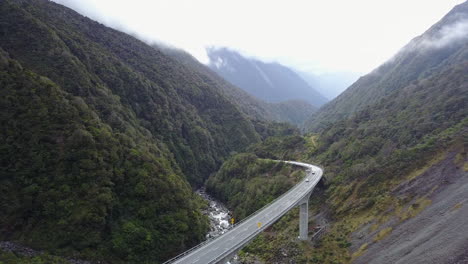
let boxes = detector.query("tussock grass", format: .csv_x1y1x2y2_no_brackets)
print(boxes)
406,152,447,181
373,227,393,242
351,242,368,261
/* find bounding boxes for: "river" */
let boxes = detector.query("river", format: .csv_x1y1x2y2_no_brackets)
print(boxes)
196,188,239,264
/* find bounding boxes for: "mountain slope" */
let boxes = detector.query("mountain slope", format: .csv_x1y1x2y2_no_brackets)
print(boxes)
0,0,286,262
0,47,210,263
305,2,468,131
0,0,263,186
161,46,317,126
207,47,328,107
226,37,467,264
202,3,468,263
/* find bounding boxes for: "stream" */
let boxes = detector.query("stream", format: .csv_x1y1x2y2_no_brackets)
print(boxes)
196,188,239,263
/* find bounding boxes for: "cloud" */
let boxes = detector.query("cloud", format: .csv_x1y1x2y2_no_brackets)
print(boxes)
420,18,468,49
50,0,465,75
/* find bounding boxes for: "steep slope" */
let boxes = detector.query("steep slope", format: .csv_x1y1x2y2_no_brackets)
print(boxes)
0,0,262,187
306,1,468,131
0,0,277,262
207,47,328,107
0,48,209,263
161,46,316,126
223,46,467,264
265,100,317,126
203,3,468,263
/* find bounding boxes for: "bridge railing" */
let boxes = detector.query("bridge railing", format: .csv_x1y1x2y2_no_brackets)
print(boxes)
162,161,322,264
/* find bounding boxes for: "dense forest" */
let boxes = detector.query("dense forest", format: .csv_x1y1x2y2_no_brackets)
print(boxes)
206,153,305,220
0,0,466,263
0,0,296,262
160,46,318,126
0,49,211,262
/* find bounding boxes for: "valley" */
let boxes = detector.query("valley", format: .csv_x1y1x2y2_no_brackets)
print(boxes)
0,0,467,264
167,161,322,264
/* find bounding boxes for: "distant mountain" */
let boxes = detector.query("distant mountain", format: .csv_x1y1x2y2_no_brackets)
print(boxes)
305,2,468,132
207,48,328,107
162,46,316,126
211,2,468,263
297,70,360,99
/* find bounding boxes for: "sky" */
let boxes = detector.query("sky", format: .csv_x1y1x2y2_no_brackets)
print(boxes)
52,0,465,75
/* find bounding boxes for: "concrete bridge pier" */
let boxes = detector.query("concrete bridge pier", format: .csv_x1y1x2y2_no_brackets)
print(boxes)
298,191,313,240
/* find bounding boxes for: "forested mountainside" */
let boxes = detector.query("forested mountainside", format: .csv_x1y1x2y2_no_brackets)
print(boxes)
1,0,466,263
0,0,296,262
206,2,467,263
206,153,305,220
0,49,209,263
207,47,328,107
235,61,467,264
0,0,264,187
305,1,468,132
161,47,317,126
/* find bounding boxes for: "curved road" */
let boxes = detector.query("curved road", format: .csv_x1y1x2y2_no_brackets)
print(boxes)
164,161,323,264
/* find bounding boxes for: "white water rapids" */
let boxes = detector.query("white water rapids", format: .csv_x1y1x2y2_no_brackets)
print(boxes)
196,188,239,263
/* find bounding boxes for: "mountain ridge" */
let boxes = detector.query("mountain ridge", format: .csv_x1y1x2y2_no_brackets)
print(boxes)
219,2,467,263
305,1,468,132
207,47,328,108
160,46,317,126
0,0,300,262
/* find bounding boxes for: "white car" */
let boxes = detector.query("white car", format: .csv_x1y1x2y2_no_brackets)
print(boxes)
305,178,310,182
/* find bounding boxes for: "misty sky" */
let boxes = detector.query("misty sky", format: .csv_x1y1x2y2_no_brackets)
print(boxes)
52,0,464,74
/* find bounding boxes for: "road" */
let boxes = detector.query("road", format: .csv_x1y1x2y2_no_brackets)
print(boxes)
164,161,323,264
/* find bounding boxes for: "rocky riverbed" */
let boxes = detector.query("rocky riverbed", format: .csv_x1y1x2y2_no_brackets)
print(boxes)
196,188,239,263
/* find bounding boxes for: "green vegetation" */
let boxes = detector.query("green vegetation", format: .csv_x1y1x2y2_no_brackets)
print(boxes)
206,154,304,220
209,5,468,262
0,249,72,264
243,74,466,262
305,3,468,132
161,47,317,126
0,48,209,263
0,0,294,262
0,0,262,188
1,0,466,263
